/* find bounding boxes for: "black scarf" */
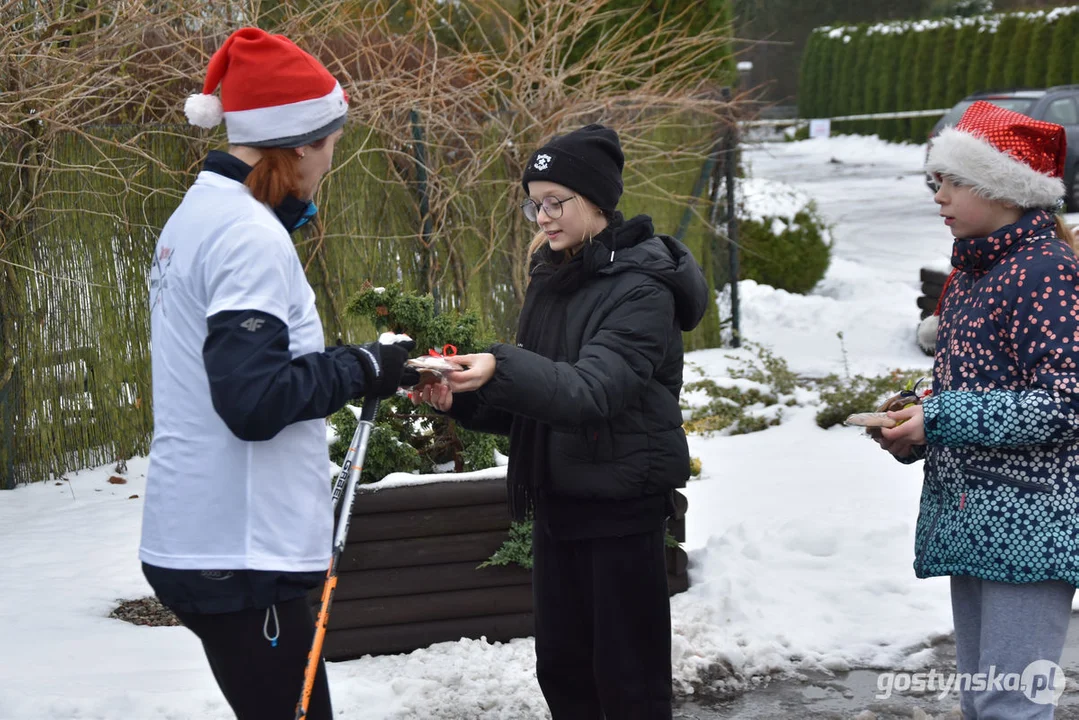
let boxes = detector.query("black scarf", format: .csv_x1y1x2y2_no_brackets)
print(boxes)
505,257,577,520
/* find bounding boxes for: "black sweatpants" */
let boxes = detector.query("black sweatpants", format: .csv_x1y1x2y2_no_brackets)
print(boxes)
172,597,333,720
532,522,673,720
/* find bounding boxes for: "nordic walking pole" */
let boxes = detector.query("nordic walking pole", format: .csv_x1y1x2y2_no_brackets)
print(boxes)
329,405,365,513
295,395,380,719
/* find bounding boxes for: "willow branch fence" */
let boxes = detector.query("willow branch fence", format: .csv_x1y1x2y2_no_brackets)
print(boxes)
0,119,736,486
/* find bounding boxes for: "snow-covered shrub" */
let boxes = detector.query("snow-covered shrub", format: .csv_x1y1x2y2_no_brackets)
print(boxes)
814,369,927,430
682,344,800,436
683,379,782,435
732,178,831,295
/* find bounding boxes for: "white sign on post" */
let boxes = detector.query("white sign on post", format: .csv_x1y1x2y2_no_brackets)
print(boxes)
809,119,831,139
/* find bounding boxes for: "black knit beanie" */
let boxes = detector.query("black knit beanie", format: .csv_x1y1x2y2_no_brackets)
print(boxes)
521,124,624,212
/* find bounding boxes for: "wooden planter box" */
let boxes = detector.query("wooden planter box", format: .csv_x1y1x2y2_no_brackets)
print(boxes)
316,477,690,661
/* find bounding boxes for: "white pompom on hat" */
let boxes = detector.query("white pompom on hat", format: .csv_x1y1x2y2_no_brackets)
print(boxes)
916,314,939,355
916,268,957,355
184,93,224,129
185,27,349,148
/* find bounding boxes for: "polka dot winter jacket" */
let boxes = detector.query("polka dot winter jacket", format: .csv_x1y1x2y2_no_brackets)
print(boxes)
912,210,1079,584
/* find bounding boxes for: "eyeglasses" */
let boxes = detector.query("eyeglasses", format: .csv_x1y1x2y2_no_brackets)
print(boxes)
520,195,577,222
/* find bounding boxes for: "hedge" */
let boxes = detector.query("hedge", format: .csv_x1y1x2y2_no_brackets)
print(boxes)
799,7,1079,144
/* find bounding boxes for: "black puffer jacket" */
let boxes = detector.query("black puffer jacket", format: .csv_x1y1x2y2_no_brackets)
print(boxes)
449,214,709,528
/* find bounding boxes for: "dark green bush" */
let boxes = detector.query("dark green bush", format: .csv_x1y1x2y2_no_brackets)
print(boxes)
828,29,853,119
799,31,825,119
964,24,993,96
1004,17,1035,89
909,27,941,141
479,520,534,570
1046,11,1079,87
1070,19,1079,83
891,30,920,142
927,24,958,120
1024,20,1053,89
846,31,874,133
738,206,832,295
986,15,1019,91
833,27,863,120
947,22,976,103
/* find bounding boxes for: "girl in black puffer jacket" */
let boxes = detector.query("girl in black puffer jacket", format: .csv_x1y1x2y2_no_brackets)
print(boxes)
412,124,709,719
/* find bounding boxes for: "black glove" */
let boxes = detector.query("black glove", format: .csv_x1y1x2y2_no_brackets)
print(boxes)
351,337,421,398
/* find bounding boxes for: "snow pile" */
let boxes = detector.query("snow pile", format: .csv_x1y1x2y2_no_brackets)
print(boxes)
735,177,815,229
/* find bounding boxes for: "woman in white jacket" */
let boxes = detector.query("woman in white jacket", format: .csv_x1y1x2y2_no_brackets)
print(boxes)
140,28,416,720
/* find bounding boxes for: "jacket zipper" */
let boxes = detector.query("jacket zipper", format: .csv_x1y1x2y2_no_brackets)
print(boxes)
966,467,1049,493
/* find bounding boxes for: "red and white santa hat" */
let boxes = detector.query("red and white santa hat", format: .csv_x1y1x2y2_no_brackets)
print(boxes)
925,100,1065,209
184,28,348,148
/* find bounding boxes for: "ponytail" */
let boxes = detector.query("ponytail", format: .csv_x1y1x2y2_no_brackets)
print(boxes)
244,148,302,207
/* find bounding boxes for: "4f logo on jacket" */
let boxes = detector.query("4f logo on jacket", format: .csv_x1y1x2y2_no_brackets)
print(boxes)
240,317,265,332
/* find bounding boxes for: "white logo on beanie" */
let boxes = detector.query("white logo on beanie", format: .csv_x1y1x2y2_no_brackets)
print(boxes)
533,153,552,172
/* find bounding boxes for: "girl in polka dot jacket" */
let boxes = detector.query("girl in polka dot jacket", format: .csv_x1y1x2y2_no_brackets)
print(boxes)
880,101,1079,719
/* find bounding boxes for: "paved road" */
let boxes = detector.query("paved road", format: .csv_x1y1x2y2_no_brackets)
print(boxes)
672,613,1079,719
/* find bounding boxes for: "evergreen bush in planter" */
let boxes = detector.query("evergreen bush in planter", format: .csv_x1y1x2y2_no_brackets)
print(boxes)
328,283,509,483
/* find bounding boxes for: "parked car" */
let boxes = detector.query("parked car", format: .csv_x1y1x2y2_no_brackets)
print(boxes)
926,86,1079,210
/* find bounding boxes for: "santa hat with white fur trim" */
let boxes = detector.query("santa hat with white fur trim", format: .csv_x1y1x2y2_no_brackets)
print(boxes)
925,100,1065,210
185,27,348,148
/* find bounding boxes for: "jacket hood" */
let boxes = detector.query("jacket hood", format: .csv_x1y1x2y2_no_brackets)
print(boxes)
594,215,710,331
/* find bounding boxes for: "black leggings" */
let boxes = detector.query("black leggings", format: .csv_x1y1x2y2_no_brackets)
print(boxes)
172,597,332,720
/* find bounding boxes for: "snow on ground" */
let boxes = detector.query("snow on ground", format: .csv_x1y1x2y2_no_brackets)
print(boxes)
734,134,943,378
5,133,1074,719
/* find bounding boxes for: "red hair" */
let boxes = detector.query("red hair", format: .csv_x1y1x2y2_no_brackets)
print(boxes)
243,135,336,206
240,147,299,207
244,148,301,207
